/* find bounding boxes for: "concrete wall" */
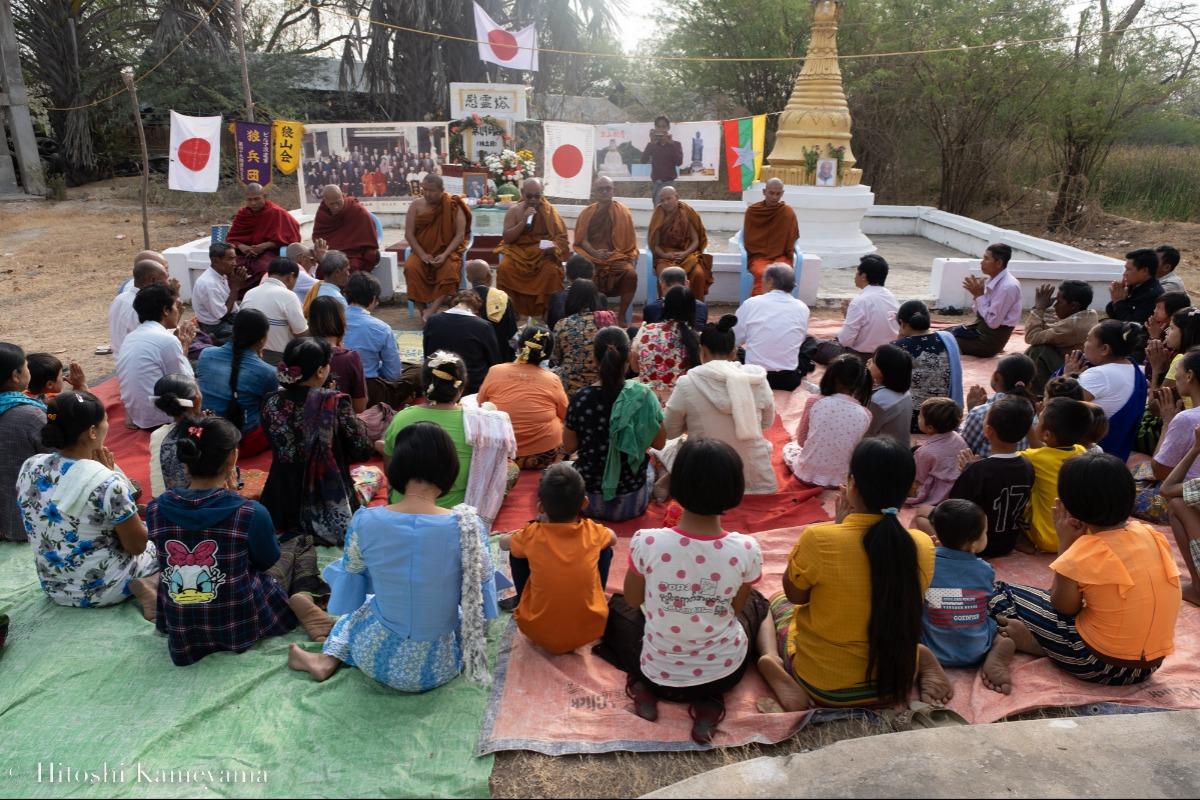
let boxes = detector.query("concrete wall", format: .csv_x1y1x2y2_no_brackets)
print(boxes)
932,258,1116,312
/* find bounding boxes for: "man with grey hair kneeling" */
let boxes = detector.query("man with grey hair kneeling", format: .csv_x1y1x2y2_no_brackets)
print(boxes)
733,263,812,391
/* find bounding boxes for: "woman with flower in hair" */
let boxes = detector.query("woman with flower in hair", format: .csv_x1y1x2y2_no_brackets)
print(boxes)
478,326,569,469
260,337,375,547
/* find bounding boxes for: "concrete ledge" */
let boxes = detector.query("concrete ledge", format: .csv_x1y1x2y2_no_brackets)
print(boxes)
645,710,1200,799
933,258,1119,311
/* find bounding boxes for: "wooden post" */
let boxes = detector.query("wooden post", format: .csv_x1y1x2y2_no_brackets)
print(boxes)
232,0,254,121
121,67,151,250
0,0,46,195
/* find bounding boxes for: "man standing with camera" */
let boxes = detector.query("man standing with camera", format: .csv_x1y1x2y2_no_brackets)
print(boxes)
641,116,683,206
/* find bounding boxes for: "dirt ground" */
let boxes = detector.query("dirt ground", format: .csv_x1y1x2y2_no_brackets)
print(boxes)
0,179,1187,796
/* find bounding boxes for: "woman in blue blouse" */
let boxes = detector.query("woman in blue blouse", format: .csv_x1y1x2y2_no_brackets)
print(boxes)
287,422,498,691
196,309,278,456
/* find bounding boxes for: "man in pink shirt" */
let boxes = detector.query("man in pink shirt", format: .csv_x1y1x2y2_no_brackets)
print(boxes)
813,254,900,364
951,243,1022,357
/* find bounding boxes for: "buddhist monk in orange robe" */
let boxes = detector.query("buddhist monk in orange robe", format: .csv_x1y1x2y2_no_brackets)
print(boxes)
496,178,570,319
312,185,381,272
648,185,712,301
225,182,301,291
574,175,639,323
743,178,799,296
403,174,472,313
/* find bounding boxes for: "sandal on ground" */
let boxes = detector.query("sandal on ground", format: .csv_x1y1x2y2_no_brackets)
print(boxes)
688,698,727,744
906,700,968,729
625,678,659,722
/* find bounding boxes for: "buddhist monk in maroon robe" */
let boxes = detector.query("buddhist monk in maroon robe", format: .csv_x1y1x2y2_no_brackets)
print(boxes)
648,186,712,301
403,174,472,313
496,178,569,319
225,182,301,291
312,185,381,272
743,178,800,296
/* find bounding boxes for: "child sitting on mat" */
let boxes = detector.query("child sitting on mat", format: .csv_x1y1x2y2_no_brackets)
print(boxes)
985,452,1181,689
24,352,88,403
962,354,1037,457
919,500,1012,693
1161,425,1200,607
916,396,1034,558
782,354,871,488
500,463,616,654
597,438,766,745
1019,397,1091,552
908,398,967,506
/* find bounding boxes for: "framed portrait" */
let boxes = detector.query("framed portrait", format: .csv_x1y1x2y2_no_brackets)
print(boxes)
463,170,490,201
814,158,838,187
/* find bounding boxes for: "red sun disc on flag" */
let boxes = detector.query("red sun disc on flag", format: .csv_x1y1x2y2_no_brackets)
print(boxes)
178,137,212,171
551,145,584,179
488,29,520,61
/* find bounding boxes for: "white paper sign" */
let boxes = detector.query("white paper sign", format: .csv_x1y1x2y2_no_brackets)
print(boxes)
449,82,528,120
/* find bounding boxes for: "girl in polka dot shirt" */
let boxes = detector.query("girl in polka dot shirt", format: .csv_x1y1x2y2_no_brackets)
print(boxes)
602,437,767,744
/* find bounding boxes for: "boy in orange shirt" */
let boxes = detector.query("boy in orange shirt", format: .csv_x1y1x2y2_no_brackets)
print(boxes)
499,463,617,654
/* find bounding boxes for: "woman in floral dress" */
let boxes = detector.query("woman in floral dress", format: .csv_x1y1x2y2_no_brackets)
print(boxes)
16,391,159,616
552,279,607,398
893,300,963,432
632,286,701,404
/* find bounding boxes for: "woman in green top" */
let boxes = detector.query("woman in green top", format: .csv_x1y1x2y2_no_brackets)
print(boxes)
383,352,474,507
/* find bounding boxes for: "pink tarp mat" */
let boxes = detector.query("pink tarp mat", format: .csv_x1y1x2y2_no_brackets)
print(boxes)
476,531,1200,756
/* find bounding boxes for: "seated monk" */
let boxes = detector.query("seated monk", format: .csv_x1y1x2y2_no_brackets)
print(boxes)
312,185,381,272
403,174,472,314
496,178,569,320
225,182,301,293
743,178,799,297
574,175,638,323
648,186,712,301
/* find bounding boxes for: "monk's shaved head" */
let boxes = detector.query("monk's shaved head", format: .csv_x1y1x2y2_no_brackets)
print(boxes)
594,176,614,190
466,259,492,286
765,178,785,190
421,173,445,204
246,182,265,196
133,259,168,288
657,185,679,212
322,183,346,213
134,250,167,268
422,174,444,190
322,184,343,200
594,175,614,202
245,182,266,211
763,177,785,206
522,178,542,193
521,178,543,206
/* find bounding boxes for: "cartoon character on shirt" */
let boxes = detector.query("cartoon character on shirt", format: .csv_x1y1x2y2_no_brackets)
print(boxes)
163,540,226,604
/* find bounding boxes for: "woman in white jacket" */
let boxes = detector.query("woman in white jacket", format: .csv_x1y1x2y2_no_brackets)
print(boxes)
661,315,778,494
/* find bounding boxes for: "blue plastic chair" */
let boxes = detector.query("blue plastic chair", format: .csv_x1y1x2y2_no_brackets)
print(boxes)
732,229,804,303
370,212,383,242
406,234,476,318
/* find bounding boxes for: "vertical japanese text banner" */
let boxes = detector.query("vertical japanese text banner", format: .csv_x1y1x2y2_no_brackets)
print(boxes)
234,121,272,186
273,120,304,175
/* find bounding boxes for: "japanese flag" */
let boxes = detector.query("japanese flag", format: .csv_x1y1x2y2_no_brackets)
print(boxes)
169,110,221,192
474,3,538,72
542,122,594,200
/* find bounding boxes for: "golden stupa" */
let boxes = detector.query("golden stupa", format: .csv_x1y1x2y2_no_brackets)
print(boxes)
761,0,862,186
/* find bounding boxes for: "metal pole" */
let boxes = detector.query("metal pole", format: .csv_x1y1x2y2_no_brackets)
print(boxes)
232,0,254,121
121,67,151,249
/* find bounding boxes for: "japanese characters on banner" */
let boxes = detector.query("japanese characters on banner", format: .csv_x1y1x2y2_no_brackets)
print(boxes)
464,118,512,162
593,121,721,182
273,120,303,175
449,83,527,120
234,121,272,186
542,121,595,200
168,111,221,193
296,122,450,213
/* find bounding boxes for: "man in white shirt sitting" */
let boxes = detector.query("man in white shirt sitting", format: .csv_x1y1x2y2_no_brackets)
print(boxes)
116,283,196,429
734,263,812,391
108,258,172,355
240,257,309,364
813,254,900,364
191,242,249,345
285,238,328,306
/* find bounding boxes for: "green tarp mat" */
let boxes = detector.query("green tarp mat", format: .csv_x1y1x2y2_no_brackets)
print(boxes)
0,542,497,798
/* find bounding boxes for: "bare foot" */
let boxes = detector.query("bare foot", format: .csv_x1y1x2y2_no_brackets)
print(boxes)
980,635,1016,694
287,642,340,681
996,617,1045,656
756,654,813,712
916,645,954,706
1014,535,1038,555
755,697,785,713
289,593,334,642
1182,581,1200,608
129,576,158,623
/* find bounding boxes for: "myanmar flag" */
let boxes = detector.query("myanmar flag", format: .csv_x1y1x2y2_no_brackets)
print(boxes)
723,115,766,192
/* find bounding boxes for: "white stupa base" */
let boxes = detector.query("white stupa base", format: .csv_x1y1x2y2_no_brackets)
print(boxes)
743,182,876,268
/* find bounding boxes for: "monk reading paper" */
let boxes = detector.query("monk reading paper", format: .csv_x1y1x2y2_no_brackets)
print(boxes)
225,183,301,291
312,185,381,272
496,178,570,319
743,178,799,296
403,174,472,314
648,186,712,301
574,175,638,323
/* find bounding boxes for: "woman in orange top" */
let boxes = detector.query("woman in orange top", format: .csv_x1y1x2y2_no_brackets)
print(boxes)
985,452,1181,691
478,326,569,470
